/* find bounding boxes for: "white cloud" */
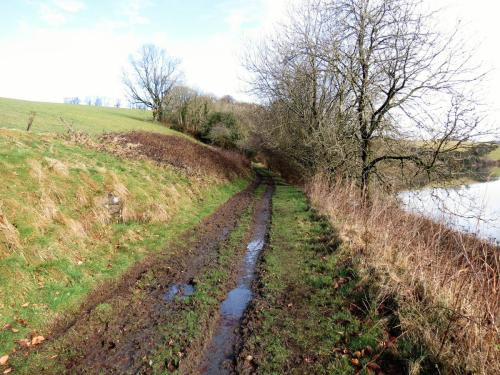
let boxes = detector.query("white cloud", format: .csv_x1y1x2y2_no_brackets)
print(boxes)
123,0,151,26
13,0,500,118
0,0,291,104
37,0,85,26
39,3,67,26
0,26,141,103
53,0,86,13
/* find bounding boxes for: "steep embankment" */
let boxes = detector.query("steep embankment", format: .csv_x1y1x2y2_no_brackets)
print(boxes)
0,127,251,373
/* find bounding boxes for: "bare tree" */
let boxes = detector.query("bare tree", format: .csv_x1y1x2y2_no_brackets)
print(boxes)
123,44,181,122
165,85,198,128
247,0,486,194
94,97,103,107
64,97,80,105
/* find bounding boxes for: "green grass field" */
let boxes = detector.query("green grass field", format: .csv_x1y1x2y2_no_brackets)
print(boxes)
0,97,180,137
486,146,500,161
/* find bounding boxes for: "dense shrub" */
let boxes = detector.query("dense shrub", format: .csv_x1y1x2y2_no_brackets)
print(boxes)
200,111,240,148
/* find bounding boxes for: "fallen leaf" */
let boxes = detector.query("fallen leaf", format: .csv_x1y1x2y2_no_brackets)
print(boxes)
2,325,11,331
16,339,30,348
353,351,362,358
351,358,360,366
11,329,19,333
0,355,8,365
21,303,29,308
3,368,12,374
367,362,381,371
31,336,45,346
245,355,253,362
166,361,175,371
49,355,58,359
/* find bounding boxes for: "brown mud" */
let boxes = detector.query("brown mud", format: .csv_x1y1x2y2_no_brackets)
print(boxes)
21,178,260,374
198,181,274,375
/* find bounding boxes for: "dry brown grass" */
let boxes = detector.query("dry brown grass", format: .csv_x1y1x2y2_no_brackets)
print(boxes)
0,205,21,253
307,175,500,374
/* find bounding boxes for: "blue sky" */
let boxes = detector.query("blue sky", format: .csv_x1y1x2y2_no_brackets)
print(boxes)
0,0,287,104
0,0,500,117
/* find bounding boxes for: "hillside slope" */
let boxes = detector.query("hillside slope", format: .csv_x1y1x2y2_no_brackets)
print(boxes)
0,128,250,362
0,97,182,136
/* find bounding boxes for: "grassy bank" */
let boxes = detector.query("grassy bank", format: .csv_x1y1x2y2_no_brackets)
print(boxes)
0,97,179,136
0,128,249,363
237,183,424,374
307,177,500,374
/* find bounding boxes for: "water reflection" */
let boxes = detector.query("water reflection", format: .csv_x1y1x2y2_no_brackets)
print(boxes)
400,179,500,244
164,283,195,302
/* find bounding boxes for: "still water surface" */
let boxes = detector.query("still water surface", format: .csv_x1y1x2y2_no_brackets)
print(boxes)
400,179,500,244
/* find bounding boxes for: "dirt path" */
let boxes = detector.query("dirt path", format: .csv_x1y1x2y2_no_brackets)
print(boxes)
19,178,261,374
13,176,414,375
198,182,274,374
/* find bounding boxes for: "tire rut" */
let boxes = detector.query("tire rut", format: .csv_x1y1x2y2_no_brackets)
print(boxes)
197,178,274,375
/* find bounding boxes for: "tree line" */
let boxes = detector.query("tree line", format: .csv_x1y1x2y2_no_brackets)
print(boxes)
124,0,487,194
123,44,258,152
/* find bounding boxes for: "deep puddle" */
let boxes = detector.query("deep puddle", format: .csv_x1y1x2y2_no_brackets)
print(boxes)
200,184,273,374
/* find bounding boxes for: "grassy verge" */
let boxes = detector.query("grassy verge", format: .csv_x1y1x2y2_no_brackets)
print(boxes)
0,129,249,362
0,97,182,137
237,184,424,374
307,176,499,374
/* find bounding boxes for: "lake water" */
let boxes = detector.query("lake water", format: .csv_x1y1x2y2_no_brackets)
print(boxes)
400,179,500,244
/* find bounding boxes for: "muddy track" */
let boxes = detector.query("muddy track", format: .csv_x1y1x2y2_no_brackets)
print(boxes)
196,179,274,375
25,178,261,374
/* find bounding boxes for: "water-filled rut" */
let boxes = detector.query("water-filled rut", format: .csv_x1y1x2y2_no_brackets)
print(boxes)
200,182,274,374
